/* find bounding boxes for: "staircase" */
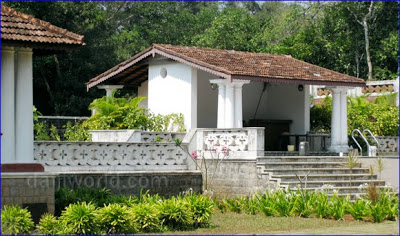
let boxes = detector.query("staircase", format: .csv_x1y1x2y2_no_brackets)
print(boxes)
257,156,386,199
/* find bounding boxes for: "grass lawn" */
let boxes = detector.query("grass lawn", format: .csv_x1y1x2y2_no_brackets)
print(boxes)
162,212,399,235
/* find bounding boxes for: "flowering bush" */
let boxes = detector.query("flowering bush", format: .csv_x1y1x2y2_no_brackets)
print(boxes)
175,139,230,191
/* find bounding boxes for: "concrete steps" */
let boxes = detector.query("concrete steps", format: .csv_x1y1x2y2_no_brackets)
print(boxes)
258,156,346,163
257,155,387,199
276,173,378,182
264,167,371,175
264,152,339,156
280,179,385,188
260,162,361,169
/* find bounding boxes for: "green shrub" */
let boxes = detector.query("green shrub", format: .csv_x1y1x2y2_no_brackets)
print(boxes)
256,191,278,217
292,190,314,218
214,198,228,213
37,213,63,235
137,190,164,204
243,196,259,215
1,205,34,235
312,191,330,218
225,198,243,214
96,203,138,234
84,96,149,130
55,187,112,216
328,192,348,220
346,199,370,221
59,202,100,235
131,203,164,232
147,113,186,132
63,121,91,141
271,189,297,217
159,197,194,230
183,193,214,226
377,190,399,221
310,95,399,136
84,95,185,132
369,202,386,223
310,96,332,132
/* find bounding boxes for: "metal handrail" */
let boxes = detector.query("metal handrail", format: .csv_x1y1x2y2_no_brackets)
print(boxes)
363,129,380,148
351,129,370,155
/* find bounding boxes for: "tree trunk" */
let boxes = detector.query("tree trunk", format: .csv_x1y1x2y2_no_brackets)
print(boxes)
363,19,373,81
347,1,375,81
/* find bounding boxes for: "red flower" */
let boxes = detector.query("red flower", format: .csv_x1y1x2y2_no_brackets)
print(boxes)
222,146,229,155
191,151,198,159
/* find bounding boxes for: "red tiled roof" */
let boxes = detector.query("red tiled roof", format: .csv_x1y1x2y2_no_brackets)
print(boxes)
87,44,366,89
1,5,84,46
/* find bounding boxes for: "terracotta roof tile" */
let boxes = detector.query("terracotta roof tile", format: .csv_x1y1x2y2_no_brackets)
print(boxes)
87,44,366,89
1,5,84,46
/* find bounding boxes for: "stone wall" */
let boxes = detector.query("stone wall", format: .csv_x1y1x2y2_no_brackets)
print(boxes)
359,157,399,189
204,160,277,197
55,171,202,197
1,173,56,223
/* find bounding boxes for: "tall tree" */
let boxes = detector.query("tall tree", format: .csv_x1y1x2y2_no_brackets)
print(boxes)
346,1,376,81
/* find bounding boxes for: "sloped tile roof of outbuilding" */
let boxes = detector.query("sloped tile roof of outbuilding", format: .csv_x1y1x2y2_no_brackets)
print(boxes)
87,44,365,89
1,5,84,46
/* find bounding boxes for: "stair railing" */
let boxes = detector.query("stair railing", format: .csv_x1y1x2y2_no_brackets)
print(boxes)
363,129,380,156
351,129,369,156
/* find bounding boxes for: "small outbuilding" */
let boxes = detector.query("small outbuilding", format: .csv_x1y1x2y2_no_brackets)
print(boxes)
87,44,366,153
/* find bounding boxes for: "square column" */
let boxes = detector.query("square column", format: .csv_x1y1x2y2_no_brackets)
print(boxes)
225,83,235,128
210,79,250,128
15,48,34,163
210,79,226,128
328,86,349,153
1,47,15,163
234,80,250,128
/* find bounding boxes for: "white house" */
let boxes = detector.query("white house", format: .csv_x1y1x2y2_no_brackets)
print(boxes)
87,44,366,153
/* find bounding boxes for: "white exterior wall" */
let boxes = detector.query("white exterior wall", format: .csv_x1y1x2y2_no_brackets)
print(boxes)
242,82,310,134
197,70,218,128
137,80,148,108
148,62,197,130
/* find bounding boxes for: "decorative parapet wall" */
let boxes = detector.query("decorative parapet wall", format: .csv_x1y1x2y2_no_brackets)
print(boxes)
310,79,399,106
89,130,186,143
34,141,191,172
375,136,398,155
183,128,265,159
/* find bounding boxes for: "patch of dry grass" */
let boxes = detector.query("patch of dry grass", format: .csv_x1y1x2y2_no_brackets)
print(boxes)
160,212,399,235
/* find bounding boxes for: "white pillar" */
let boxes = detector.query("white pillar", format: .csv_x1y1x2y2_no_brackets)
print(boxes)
15,48,34,163
339,89,348,147
97,85,124,97
234,80,250,128
217,84,226,128
94,85,124,116
330,88,341,148
1,47,15,163
328,86,349,153
225,83,235,128
210,79,226,128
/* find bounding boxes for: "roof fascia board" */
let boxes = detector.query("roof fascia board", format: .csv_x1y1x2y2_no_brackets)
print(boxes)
87,48,155,90
87,47,232,90
153,48,231,80
232,75,366,87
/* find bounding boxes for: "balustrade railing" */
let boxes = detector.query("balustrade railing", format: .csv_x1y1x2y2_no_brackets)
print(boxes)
34,141,190,172
375,136,398,154
203,131,249,151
